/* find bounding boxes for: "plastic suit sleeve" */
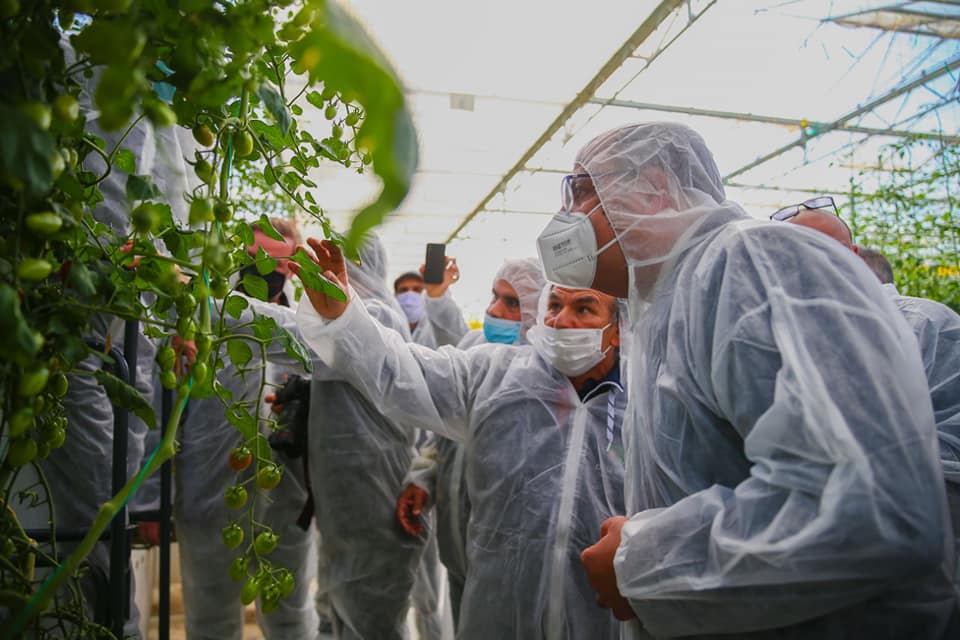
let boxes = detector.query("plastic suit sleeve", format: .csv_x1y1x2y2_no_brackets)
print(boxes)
297,294,480,443
423,291,470,348
614,269,947,637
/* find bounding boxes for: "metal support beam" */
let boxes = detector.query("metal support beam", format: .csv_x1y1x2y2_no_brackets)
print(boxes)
723,54,960,182
587,98,960,145
445,0,695,243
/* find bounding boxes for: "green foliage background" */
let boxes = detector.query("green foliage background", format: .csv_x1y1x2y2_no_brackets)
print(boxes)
846,136,959,314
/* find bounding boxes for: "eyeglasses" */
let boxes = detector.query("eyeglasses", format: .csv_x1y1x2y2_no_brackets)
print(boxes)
770,196,838,221
561,173,595,211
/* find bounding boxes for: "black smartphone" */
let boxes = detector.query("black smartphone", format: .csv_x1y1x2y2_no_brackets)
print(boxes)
423,243,446,284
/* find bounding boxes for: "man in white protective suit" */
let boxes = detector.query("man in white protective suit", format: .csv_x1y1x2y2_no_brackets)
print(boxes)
537,122,959,639
293,242,629,640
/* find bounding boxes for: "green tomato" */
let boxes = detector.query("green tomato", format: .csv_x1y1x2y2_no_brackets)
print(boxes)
157,346,177,372
21,102,52,131
254,531,278,556
36,441,51,460
176,293,197,315
189,197,215,226
193,124,215,147
362,152,373,166
176,315,196,339
224,484,248,509
345,111,360,127
131,202,159,234
45,426,67,450
19,366,50,397
194,159,215,185
260,584,281,613
17,258,53,281
320,86,336,101
229,556,249,582
221,523,244,550
277,569,295,598
331,124,343,140
209,277,230,299
53,95,80,122
33,394,46,414
233,131,254,158
191,361,208,385
324,104,337,120
146,102,177,128
50,150,66,180
257,465,283,490
214,200,233,222
240,577,260,605
9,407,35,438
160,369,177,390
6,438,38,467
26,212,63,235
195,332,212,358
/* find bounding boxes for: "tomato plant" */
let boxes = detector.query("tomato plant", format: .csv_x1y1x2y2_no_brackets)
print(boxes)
0,0,418,635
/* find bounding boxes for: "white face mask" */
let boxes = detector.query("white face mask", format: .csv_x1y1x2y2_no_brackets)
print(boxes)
527,322,613,377
536,204,620,289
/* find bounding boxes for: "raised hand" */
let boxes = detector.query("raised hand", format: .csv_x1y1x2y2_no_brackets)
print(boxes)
290,237,352,319
420,256,460,298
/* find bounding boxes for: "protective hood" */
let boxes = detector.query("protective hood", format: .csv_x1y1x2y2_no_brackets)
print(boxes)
575,122,747,300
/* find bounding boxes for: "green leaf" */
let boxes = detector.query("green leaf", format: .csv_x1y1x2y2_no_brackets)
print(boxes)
255,247,277,275
250,119,285,149
227,339,253,368
94,370,157,430
237,222,255,248
0,105,57,195
291,3,419,254
226,403,258,441
251,314,277,341
224,294,249,319
277,325,313,374
114,148,136,174
250,433,273,465
126,174,161,201
290,248,347,302
241,272,268,301
67,262,98,297
257,83,292,135
256,214,284,241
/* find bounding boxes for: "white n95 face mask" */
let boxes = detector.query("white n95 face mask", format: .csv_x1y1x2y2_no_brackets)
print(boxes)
536,205,619,289
527,323,612,377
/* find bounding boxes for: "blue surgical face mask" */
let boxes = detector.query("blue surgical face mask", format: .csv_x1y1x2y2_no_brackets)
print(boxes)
483,313,522,344
396,291,425,324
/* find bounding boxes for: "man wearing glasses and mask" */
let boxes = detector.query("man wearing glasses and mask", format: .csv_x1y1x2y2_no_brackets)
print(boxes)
539,122,958,639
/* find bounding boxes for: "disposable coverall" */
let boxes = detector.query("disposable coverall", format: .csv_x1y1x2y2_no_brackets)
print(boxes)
405,257,546,625
882,282,960,585
308,235,427,640
297,287,628,640
411,292,470,349
560,122,959,638
175,295,314,640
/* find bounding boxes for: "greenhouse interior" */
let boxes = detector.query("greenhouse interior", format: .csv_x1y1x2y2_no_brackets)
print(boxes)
1,1,958,639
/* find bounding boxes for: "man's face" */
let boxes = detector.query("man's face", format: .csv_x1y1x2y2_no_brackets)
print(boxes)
565,167,630,298
544,286,620,353
486,279,521,322
395,276,424,295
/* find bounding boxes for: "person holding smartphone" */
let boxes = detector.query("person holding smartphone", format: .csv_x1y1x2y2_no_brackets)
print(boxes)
393,245,469,349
